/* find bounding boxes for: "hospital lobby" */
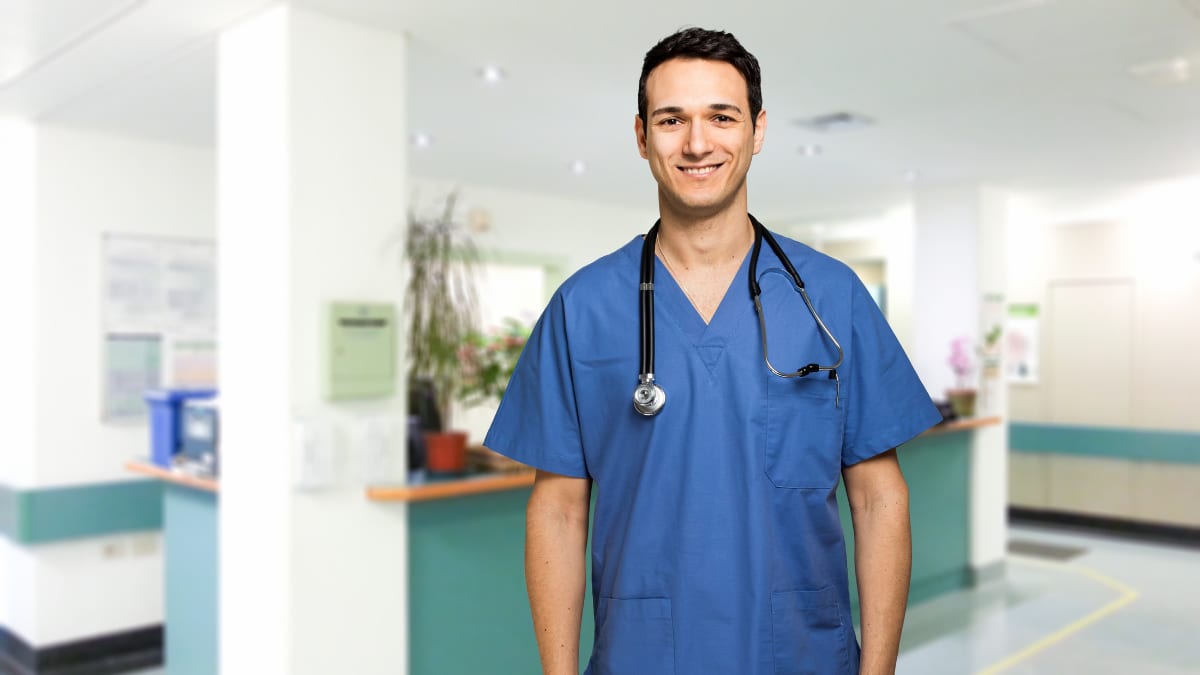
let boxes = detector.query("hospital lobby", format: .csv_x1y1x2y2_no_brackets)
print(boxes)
1,1,1198,674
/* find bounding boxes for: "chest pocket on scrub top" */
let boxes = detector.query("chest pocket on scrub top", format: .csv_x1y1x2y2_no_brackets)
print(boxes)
765,376,844,488
758,268,845,489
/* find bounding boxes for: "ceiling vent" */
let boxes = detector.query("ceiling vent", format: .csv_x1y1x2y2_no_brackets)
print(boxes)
792,111,875,133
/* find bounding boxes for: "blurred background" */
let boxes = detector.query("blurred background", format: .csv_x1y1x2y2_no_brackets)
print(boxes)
0,1,1197,673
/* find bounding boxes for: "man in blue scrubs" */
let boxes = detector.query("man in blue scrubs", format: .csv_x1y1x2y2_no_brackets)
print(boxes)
485,27,941,675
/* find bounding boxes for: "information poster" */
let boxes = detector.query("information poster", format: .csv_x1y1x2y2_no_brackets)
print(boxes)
103,335,162,419
1006,303,1040,384
102,234,216,420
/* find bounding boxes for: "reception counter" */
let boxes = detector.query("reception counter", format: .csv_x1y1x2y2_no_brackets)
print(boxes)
131,415,999,675
380,416,1001,674
125,461,218,675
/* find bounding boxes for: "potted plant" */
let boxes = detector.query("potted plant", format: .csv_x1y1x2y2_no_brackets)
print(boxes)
456,317,531,472
405,191,479,473
947,336,977,418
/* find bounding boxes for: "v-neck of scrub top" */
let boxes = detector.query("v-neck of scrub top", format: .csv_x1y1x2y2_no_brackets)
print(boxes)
652,243,755,369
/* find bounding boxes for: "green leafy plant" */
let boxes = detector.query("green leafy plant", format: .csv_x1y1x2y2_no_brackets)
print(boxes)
405,191,479,428
456,318,531,408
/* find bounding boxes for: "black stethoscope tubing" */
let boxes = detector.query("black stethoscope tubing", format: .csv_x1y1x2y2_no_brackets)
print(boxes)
634,214,844,416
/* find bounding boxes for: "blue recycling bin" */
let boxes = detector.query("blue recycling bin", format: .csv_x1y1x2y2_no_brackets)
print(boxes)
145,388,217,468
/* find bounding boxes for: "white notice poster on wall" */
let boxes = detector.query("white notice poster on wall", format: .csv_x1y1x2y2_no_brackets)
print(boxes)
101,234,216,420
1006,303,1040,384
103,237,164,332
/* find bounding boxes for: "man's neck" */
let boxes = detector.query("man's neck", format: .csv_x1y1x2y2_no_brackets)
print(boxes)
656,200,754,269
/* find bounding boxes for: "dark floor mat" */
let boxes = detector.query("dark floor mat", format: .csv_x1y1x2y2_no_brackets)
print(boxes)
1008,539,1087,561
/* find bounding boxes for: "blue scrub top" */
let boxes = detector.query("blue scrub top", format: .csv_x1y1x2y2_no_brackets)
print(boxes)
485,230,941,675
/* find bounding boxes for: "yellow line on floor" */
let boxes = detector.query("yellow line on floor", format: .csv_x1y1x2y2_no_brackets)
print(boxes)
974,556,1140,675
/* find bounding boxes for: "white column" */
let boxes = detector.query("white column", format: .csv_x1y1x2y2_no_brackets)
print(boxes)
218,7,409,674
912,184,1009,576
0,118,38,489
0,118,38,642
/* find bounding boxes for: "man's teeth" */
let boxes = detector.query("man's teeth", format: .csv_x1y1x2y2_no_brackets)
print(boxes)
682,165,718,175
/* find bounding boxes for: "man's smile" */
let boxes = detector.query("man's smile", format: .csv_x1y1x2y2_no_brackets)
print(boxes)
679,163,723,176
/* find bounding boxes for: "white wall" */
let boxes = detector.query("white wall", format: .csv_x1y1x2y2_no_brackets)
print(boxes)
33,533,164,644
5,124,213,646
412,178,657,276
0,539,35,643
0,118,38,489
34,124,216,486
1008,175,1200,432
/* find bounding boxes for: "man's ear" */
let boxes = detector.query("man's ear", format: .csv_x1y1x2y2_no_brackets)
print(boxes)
753,109,767,155
635,115,649,159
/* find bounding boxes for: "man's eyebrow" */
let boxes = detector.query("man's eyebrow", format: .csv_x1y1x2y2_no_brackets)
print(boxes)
650,103,744,117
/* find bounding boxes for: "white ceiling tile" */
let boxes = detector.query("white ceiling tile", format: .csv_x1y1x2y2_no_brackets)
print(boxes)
0,0,144,87
949,0,1200,64
7,0,1200,217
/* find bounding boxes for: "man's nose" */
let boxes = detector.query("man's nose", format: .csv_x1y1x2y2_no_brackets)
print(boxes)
684,120,712,156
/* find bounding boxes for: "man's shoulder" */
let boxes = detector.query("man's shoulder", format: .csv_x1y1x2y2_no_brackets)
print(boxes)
555,236,641,305
765,230,859,284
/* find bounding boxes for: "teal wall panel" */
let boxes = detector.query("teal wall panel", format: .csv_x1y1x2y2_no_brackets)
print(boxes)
408,488,595,675
163,484,219,675
0,480,163,544
1010,423,1200,464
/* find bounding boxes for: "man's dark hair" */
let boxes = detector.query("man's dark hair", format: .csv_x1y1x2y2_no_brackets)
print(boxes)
638,27,762,132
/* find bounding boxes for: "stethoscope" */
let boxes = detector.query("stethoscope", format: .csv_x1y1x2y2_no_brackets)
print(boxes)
633,214,845,416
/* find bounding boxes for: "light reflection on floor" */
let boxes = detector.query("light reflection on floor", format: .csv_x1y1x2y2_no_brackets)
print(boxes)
899,525,1200,675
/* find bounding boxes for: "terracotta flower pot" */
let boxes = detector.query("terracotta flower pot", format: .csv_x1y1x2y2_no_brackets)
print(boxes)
424,431,469,474
946,388,977,418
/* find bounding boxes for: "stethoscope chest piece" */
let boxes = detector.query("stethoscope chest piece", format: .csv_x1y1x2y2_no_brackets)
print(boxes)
633,375,666,416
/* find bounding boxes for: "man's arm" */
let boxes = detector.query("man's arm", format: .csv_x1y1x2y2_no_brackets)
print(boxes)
842,449,911,675
526,469,592,675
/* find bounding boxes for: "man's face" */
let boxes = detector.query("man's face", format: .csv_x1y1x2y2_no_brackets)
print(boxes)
636,58,766,219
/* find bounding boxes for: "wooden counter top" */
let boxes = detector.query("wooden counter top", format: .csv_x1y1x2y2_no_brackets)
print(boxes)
126,419,1000,503
125,460,219,493
366,470,535,503
367,417,1001,503
920,416,1003,437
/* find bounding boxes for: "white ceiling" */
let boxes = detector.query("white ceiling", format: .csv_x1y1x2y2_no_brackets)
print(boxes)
3,0,1199,221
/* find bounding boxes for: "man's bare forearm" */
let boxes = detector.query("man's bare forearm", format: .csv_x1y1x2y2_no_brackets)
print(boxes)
844,451,911,675
851,484,910,675
525,472,591,675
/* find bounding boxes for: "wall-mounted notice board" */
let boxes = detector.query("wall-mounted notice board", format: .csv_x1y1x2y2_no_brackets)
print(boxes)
102,234,216,420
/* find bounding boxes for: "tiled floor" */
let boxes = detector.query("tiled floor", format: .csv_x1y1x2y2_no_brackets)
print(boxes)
122,524,1199,674
898,524,1200,674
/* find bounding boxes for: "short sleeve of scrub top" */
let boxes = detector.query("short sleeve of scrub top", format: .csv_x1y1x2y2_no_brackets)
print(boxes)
483,291,588,478
841,277,944,466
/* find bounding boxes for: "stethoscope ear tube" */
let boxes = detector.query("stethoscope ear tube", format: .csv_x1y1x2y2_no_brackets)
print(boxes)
635,222,666,416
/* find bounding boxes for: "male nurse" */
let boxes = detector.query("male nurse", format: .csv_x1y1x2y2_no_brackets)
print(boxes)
485,27,941,675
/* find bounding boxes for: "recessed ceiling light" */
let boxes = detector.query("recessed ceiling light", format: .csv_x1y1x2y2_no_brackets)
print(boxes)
570,160,587,175
410,132,433,148
1128,57,1192,85
798,144,823,157
479,65,506,84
